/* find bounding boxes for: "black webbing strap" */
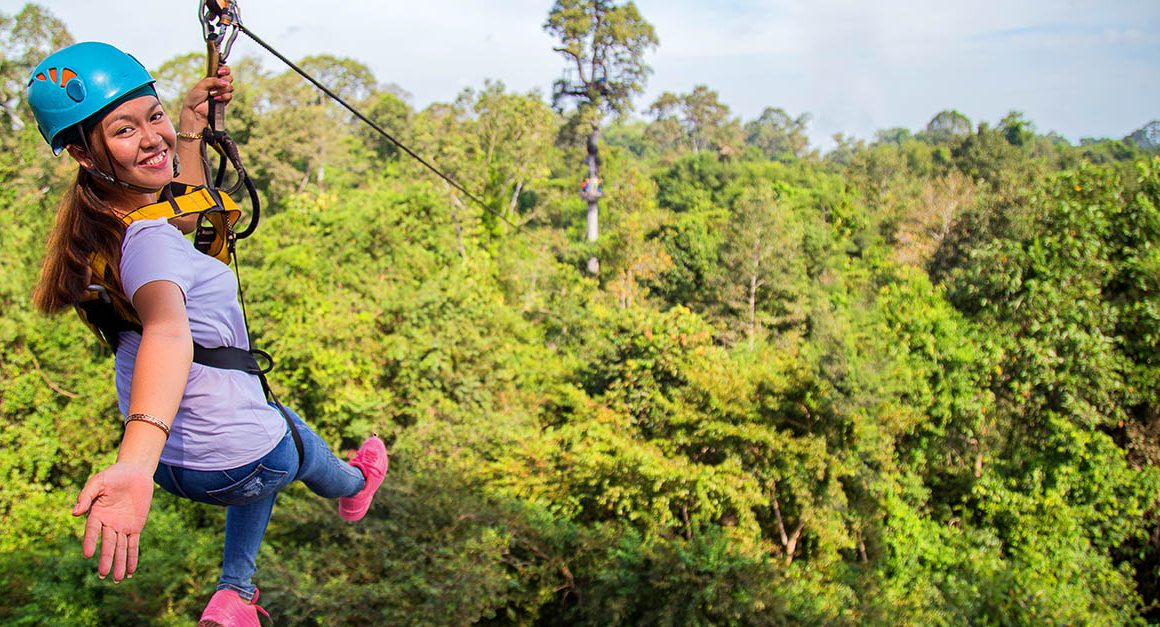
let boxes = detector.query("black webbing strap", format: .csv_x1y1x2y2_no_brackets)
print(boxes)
192,343,264,372
192,343,306,466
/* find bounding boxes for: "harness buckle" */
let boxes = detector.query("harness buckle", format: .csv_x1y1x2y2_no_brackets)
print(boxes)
87,284,111,303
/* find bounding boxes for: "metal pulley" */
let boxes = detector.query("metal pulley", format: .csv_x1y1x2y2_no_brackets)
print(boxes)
196,0,260,241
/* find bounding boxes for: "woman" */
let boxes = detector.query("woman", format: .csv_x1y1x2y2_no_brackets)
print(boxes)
27,42,388,626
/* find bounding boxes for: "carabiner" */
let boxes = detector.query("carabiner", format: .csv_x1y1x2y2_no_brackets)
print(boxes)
200,0,241,63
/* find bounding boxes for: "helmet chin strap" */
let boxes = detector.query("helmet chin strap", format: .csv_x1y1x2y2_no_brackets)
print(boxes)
77,124,181,196
81,164,167,195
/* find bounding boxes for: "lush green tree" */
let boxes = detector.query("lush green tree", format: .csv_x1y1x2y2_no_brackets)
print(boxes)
874,126,912,146
920,109,973,144
745,106,812,161
998,110,1035,147
941,160,1160,620
718,185,805,349
545,0,658,274
1127,120,1160,152
640,91,684,156
645,85,742,157
1075,136,1146,165
823,132,864,167
405,81,557,249
0,3,71,132
950,121,1046,201
356,89,412,162
243,55,379,202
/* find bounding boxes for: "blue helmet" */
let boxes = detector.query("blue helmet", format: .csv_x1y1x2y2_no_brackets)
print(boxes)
27,42,158,155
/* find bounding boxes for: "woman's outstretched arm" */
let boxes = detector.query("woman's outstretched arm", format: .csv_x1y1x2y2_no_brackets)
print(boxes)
72,280,192,582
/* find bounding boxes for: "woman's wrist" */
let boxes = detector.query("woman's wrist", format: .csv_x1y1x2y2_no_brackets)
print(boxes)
116,421,168,472
178,107,208,131
125,413,170,437
178,123,207,138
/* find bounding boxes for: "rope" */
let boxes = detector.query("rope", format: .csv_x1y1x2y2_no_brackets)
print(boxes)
234,22,520,230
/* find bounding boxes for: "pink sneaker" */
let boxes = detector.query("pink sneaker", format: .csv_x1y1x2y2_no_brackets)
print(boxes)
197,588,270,627
338,435,388,521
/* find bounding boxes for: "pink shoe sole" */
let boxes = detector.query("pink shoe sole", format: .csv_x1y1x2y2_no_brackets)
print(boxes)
338,435,388,521
198,588,271,627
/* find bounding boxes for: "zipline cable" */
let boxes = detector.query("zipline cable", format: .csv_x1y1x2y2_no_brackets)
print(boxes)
233,22,521,230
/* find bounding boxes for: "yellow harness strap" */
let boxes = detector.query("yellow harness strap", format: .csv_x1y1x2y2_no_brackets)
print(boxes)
77,185,242,349
123,185,239,223
123,185,241,264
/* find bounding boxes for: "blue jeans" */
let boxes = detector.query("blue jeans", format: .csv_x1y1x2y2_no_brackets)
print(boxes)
153,405,365,601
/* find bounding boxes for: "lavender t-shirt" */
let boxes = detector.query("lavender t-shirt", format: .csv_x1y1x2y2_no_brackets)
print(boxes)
114,218,284,471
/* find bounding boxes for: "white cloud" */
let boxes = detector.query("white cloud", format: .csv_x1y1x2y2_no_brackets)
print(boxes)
1103,27,1147,44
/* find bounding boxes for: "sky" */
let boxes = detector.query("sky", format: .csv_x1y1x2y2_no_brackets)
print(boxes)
6,0,1159,149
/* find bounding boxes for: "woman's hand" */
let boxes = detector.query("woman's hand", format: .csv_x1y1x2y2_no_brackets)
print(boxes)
178,65,234,133
72,462,156,582
173,66,234,187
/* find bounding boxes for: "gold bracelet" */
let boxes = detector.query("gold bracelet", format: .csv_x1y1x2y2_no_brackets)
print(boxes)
124,413,171,437
176,130,203,141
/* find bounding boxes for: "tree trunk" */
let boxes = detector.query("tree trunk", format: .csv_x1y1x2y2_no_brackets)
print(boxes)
770,481,804,566
3,98,24,131
449,193,468,260
508,180,524,217
316,139,326,190
586,126,600,275
748,270,758,351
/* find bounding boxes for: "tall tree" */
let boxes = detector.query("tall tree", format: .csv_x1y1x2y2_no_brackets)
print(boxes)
545,0,658,274
921,109,973,144
0,3,72,132
408,80,555,245
646,85,742,156
244,55,378,201
720,186,804,349
998,110,1035,147
1128,120,1160,152
744,106,812,160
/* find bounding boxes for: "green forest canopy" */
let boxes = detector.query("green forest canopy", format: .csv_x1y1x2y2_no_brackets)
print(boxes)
1,3,1158,625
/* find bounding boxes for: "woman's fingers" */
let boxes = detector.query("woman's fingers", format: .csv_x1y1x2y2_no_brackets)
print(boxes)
73,464,155,581
213,76,234,103
73,473,101,517
112,531,129,583
81,509,102,559
126,533,140,578
98,524,117,579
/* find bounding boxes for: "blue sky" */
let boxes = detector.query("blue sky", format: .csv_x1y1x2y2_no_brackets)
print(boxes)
6,0,1158,148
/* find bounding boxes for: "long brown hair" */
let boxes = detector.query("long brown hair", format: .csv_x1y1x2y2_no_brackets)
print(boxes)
31,164,128,314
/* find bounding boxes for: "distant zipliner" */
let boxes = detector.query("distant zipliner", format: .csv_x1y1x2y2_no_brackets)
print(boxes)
580,176,603,201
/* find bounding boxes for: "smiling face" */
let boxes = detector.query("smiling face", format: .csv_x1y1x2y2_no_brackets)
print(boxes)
78,95,177,195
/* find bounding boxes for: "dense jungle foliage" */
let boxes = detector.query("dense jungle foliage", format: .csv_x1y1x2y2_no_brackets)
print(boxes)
2,3,1159,625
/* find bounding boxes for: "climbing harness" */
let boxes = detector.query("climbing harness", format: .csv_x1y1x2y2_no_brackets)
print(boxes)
76,178,304,462
126,183,242,263
77,181,240,350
